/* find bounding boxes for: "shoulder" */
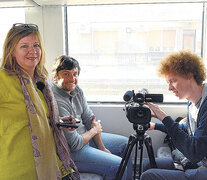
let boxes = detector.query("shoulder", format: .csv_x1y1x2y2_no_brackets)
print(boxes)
0,68,9,78
202,83,207,99
75,85,84,95
197,97,207,126
74,86,87,101
0,69,9,90
0,69,18,84
200,97,207,112
50,82,57,92
51,83,66,95
0,69,22,99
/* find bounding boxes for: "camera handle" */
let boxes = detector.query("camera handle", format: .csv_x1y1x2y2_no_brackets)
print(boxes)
115,131,157,180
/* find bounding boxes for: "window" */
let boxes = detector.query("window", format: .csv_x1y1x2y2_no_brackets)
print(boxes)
183,30,196,51
67,3,204,102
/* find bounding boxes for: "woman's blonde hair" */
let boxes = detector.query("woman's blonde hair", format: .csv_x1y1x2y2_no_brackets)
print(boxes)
1,23,48,78
157,50,206,85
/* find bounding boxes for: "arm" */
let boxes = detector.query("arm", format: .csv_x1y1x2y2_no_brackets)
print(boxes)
147,102,207,163
58,102,85,151
154,121,187,133
80,116,101,145
78,89,111,153
163,112,207,163
81,115,111,153
90,116,111,153
92,133,111,153
148,105,187,133
146,102,207,163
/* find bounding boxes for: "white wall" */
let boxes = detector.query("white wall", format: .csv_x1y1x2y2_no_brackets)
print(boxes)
25,6,64,75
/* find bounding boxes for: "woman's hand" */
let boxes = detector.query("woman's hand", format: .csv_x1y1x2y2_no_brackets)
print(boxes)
145,102,168,121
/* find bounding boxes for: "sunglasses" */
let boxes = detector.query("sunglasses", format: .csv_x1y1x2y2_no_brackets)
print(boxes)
12,23,38,31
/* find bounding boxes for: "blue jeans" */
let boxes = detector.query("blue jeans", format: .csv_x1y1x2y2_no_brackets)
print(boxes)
140,157,207,180
71,132,133,180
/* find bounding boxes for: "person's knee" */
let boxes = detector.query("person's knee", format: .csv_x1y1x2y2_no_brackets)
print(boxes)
140,171,149,180
140,169,156,180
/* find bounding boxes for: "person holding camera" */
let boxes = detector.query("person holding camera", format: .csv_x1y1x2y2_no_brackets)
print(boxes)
51,55,133,180
140,50,207,180
0,23,80,180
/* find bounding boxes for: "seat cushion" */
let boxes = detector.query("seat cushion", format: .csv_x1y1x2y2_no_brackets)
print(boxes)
80,173,103,180
157,146,172,158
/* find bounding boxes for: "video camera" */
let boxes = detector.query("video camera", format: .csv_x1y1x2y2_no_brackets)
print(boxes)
123,89,163,131
116,89,161,179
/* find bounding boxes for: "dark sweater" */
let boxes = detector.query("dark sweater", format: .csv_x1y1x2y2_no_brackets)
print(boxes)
155,97,207,166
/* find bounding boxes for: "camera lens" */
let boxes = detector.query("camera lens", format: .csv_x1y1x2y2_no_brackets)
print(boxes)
134,93,145,103
137,110,144,117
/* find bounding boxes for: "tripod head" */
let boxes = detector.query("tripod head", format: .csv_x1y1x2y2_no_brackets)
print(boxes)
133,123,150,137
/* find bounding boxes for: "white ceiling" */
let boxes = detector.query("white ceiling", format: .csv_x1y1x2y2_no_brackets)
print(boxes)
0,0,36,7
0,0,206,7
33,0,207,6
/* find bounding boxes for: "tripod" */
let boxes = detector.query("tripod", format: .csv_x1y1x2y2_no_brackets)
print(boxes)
115,124,157,180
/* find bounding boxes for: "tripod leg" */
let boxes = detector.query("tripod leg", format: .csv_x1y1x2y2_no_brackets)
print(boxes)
133,141,138,179
144,134,157,168
138,141,144,179
115,134,137,180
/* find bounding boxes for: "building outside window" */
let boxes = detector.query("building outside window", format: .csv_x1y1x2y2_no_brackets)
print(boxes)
67,3,205,102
